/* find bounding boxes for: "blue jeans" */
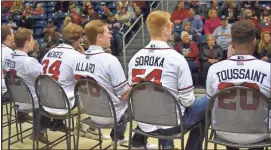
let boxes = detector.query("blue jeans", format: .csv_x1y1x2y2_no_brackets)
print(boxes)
111,33,123,56
131,95,209,149
187,60,199,73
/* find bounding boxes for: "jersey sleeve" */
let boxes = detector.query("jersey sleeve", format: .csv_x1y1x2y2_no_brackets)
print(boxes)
177,56,195,107
108,57,130,97
206,65,215,99
25,58,42,78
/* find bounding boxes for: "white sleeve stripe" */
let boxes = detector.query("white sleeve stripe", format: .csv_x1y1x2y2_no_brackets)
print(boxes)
178,85,194,91
113,80,128,88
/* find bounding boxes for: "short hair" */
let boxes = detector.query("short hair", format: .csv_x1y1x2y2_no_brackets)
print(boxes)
206,34,215,42
84,20,106,45
231,20,256,45
14,28,33,48
1,25,12,43
208,9,217,17
181,31,189,39
147,11,171,38
62,23,84,43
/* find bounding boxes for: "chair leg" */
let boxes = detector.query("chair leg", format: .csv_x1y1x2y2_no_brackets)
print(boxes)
76,120,80,150
19,122,23,143
113,127,117,150
65,120,69,150
214,143,217,150
14,109,20,141
7,104,12,150
128,121,133,150
68,118,71,150
98,128,102,150
45,130,49,149
158,139,161,150
72,117,76,150
36,113,41,149
181,137,185,150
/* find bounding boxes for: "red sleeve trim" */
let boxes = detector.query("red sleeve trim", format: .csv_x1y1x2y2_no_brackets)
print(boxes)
178,85,194,91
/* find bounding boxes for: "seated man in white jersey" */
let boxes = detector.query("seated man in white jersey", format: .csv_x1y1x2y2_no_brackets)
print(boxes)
1,25,15,103
128,11,209,150
73,20,130,144
41,23,84,131
2,28,50,143
206,20,271,150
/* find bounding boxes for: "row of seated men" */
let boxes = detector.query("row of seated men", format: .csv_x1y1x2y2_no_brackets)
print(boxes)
2,11,271,150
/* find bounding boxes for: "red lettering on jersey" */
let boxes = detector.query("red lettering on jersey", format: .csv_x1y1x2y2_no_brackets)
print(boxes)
217,82,260,110
132,69,162,85
42,59,62,80
74,74,100,97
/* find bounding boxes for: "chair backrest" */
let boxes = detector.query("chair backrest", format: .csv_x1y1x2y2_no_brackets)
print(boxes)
128,82,182,127
207,86,271,134
35,75,70,110
74,78,115,119
5,71,34,108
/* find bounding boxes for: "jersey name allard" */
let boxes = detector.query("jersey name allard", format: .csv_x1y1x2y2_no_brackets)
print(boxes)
75,62,95,73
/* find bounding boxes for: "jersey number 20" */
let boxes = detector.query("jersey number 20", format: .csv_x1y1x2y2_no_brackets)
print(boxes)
42,59,62,81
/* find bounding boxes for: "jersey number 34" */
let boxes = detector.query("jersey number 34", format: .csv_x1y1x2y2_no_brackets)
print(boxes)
42,59,62,81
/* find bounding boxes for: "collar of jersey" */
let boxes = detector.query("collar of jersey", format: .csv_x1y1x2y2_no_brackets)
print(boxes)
13,50,28,56
85,45,104,55
56,44,75,50
2,44,12,50
228,55,256,60
144,40,171,50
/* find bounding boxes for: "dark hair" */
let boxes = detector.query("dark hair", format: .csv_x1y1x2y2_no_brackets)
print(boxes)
1,25,12,42
231,20,256,45
14,28,33,48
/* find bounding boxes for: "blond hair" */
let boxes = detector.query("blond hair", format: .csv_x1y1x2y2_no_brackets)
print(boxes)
147,11,171,38
181,31,189,39
62,23,84,43
258,32,271,53
15,28,33,48
64,16,72,26
208,9,217,18
84,20,106,45
206,34,215,42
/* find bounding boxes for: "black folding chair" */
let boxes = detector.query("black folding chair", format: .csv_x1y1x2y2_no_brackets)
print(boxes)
74,78,129,150
35,75,78,150
5,71,35,150
205,85,271,150
127,82,202,150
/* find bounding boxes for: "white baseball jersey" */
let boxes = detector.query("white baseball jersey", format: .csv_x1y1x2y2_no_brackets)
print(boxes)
41,44,82,115
73,45,130,124
207,55,271,144
2,44,13,95
128,40,195,132
2,50,42,110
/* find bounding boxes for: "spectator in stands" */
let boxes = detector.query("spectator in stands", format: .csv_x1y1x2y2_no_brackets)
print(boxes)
82,1,92,14
262,21,271,33
171,1,189,25
7,17,17,30
260,6,271,24
28,39,40,60
115,2,132,26
69,4,80,25
22,3,33,18
213,15,232,59
107,13,125,56
86,4,100,21
227,43,234,58
209,0,219,13
100,2,112,21
220,0,240,23
10,1,23,15
200,34,223,83
34,3,44,15
176,31,199,72
258,31,271,63
126,1,137,20
2,1,13,13
80,14,88,28
55,1,69,12
133,1,148,19
181,21,196,42
182,7,203,42
240,1,260,19
204,9,221,34
43,24,59,49
242,9,261,32
190,1,209,19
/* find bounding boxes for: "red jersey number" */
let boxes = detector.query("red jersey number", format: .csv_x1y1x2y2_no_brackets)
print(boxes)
217,82,260,110
42,59,61,81
132,69,162,85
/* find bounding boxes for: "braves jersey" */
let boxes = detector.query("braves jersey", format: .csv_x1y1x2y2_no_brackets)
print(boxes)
207,55,271,144
73,45,130,124
128,40,195,132
41,44,82,114
2,50,42,110
2,44,13,95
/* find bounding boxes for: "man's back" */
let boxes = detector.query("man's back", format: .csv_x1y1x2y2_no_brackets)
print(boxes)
73,45,129,123
42,44,82,97
3,50,42,109
207,55,271,144
128,40,195,132
1,44,13,94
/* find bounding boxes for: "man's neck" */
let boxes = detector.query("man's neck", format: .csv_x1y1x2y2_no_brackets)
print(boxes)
3,41,11,48
16,47,29,54
151,37,167,42
233,45,254,56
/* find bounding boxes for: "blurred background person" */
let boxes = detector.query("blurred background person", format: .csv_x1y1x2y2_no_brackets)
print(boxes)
171,1,189,25
204,9,221,34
